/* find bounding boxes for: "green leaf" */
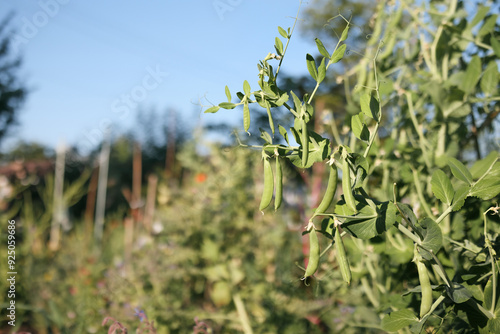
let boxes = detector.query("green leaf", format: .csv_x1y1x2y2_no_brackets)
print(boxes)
470,169,500,200
491,36,500,58
460,55,481,94
291,90,302,115
468,5,490,28
396,203,419,230
477,15,498,38
275,37,284,56
306,54,318,81
204,106,220,114
448,157,473,185
431,169,454,206
351,114,370,142
225,85,231,102
274,92,289,107
452,185,470,212
360,93,380,121
259,128,272,144
381,309,418,332
219,102,237,110
480,61,499,96
443,101,471,118
265,100,275,135
416,218,443,260
317,57,326,84
331,44,347,63
288,130,329,169
335,198,397,240
243,101,250,132
340,24,349,42
243,80,251,96
278,125,289,145
315,38,330,59
470,151,499,179
446,282,472,304
278,26,288,39
488,319,500,333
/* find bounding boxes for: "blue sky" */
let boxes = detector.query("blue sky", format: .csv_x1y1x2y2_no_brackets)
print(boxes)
2,0,318,152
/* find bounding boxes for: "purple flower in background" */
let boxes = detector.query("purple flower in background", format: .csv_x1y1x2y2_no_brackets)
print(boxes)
134,308,147,322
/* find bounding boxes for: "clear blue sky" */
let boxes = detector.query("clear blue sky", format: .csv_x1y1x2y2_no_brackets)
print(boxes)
2,0,318,152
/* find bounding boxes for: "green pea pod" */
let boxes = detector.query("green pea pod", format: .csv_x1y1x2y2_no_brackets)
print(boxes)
342,155,357,214
274,156,283,211
301,118,309,167
416,259,432,318
259,157,274,211
313,161,338,216
335,225,351,285
304,228,320,279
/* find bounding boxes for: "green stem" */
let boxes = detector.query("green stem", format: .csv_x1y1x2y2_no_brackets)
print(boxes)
411,168,435,219
233,292,254,334
275,0,302,80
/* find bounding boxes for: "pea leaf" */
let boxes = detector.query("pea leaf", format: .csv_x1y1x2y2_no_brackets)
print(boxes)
470,164,500,200
225,85,231,102
460,55,481,94
416,218,443,260
317,58,326,84
446,282,472,304
259,128,272,144
491,36,500,58
331,44,347,63
306,54,318,81
448,157,473,185
315,38,330,59
335,198,397,240
340,24,349,42
288,130,329,169
360,93,380,121
204,106,220,114
452,185,470,212
219,102,237,110
351,114,370,142
243,80,251,96
278,125,289,145
480,61,499,96
278,26,288,38
431,169,454,206
381,309,418,332
470,151,499,179
275,37,284,56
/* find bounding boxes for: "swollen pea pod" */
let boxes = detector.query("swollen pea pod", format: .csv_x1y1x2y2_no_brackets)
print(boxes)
416,257,432,318
274,156,283,211
335,224,352,285
301,117,309,167
259,156,274,212
342,154,358,214
303,227,320,279
313,159,338,217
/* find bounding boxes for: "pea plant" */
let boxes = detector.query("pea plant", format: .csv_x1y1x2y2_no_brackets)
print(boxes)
205,1,500,332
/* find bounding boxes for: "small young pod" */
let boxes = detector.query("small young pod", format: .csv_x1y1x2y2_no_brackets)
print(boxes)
416,258,432,318
313,160,338,217
259,157,274,211
342,154,357,214
335,224,352,285
274,156,283,211
303,227,320,279
301,118,309,167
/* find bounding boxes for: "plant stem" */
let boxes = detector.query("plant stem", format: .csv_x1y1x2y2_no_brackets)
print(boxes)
233,292,254,334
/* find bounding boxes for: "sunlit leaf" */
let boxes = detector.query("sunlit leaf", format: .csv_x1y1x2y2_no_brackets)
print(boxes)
480,61,499,96
448,157,473,185
278,26,288,38
431,169,454,206
225,85,231,102
315,38,330,59
243,80,251,96
317,57,326,84
351,114,369,142
340,24,349,42
306,53,318,81
219,102,237,110
416,218,443,260
381,309,418,332
460,56,481,94
331,44,347,63
275,37,284,56
204,106,220,113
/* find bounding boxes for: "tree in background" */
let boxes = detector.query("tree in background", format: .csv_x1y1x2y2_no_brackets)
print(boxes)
0,13,27,145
